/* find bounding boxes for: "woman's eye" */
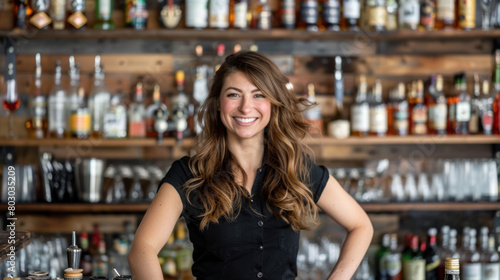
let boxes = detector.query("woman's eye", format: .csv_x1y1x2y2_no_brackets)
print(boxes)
227,93,239,97
254,94,265,98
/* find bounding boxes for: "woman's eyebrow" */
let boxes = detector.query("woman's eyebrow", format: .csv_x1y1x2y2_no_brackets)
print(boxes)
224,87,261,93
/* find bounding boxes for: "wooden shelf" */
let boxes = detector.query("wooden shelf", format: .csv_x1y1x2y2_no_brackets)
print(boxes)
0,135,498,147
1,202,499,213
1,28,500,41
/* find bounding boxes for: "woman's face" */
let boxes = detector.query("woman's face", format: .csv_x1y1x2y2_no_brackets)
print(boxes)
218,71,271,143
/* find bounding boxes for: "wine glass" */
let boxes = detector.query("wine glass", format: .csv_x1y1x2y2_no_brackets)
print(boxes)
3,79,19,139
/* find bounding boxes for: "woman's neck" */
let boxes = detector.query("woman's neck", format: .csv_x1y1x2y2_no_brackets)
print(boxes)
227,137,265,172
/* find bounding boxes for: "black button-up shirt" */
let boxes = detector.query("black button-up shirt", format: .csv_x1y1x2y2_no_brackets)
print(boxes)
159,156,329,280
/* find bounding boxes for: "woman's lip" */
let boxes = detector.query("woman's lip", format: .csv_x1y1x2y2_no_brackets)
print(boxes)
233,117,258,125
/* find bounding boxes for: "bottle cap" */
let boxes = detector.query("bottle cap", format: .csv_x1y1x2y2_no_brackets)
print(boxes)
445,258,460,270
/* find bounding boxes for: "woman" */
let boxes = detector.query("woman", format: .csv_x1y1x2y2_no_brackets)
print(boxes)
128,51,373,280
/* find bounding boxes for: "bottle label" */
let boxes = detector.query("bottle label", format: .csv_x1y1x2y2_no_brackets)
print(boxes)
129,121,146,137
369,107,388,133
300,0,319,25
186,0,209,28
462,263,481,280
281,0,296,27
343,0,360,19
458,0,476,29
322,0,340,25
436,0,454,21
403,259,426,280
30,96,47,118
456,101,471,122
429,103,447,130
412,106,428,134
386,253,402,276
67,11,88,28
49,98,67,131
70,111,91,134
481,111,493,134
103,109,127,138
482,263,500,280
98,0,112,19
233,1,248,28
209,0,229,28
401,0,420,25
469,113,479,133
420,0,435,27
257,5,272,29
30,11,52,29
368,6,387,27
351,104,369,132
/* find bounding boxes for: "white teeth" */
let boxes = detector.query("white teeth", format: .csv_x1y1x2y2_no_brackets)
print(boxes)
235,117,257,123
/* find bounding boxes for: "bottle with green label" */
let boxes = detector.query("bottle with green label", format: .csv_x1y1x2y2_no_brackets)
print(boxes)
94,0,115,29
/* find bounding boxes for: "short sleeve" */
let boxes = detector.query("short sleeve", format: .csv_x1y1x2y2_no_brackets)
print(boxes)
158,156,192,210
305,156,330,203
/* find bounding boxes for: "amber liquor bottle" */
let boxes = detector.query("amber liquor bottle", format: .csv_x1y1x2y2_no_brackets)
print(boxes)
427,74,447,135
29,0,52,29
387,82,409,136
278,0,296,29
66,0,87,29
409,80,428,135
319,0,341,30
435,0,455,29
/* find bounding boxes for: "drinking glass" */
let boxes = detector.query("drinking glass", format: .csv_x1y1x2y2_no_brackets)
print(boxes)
3,79,19,138
481,0,494,29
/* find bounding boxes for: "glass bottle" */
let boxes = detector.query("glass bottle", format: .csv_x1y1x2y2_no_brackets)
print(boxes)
462,229,481,280
146,84,169,140
386,0,398,30
385,234,403,280
80,232,93,276
481,233,500,280
444,258,460,280
469,73,481,134
49,0,65,29
67,56,80,118
26,53,48,139
29,0,52,29
492,50,500,135
185,0,209,28
297,0,319,30
424,228,441,280
255,0,272,29
66,0,87,29
351,75,369,137
125,0,148,29
402,235,426,280
458,0,475,30
231,0,249,29
92,239,109,277
13,0,33,29
304,83,324,135
94,0,115,29
409,80,428,135
89,55,111,138
103,94,127,138
48,60,68,139
69,87,91,139
320,0,341,30
159,0,182,28
480,80,493,135
428,74,447,135
388,82,409,136
128,82,146,138
420,0,436,30
454,73,471,135
278,0,296,28
328,56,350,139
398,0,420,29
366,0,387,31
171,71,189,144
376,233,390,280
209,0,230,29
435,0,455,29
438,226,451,280
340,0,361,30
174,220,194,279
369,79,387,136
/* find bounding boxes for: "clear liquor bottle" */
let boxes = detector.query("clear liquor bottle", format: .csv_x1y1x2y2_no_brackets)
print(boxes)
328,56,350,139
231,0,248,29
480,80,493,135
369,79,387,136
469,73,481,134
171,70,189,144
454,73,471,135
304,83,324,135
385,234,402,280
26,53,47,139
428,74,447,135
185,0,209,29
146,84,169,140
438,226,451,280
209,0,230,29
351,75,369,136
297,0,320,31
103,94,127,138
319,0,340,30
255,0,272,29
48,60,68,139
67,56,80,118
340,0,361,30
481,233,500,280
88,55,111,138
128,82,146,138
462,228,482,280
92,239,109,277
398,0,420,29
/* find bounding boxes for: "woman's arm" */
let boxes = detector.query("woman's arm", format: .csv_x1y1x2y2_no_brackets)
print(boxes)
316,174,374,280
128,183,183,280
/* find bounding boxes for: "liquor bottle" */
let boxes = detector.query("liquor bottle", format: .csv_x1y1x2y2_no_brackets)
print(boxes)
409,80,428,135
492,50,500,134
174,220,194,279
146,85,169,139
438,226,451,280
94,0,115,29
255,0,272,29
376,233,390,280
231,0,248,29
209,0,230,29
435,0,455,29
66,0,87,29
369,79,387,136
458,0,475,30
13,0,33,29
48,60,68,139
386,0,398,30
193,65,209,136
67,56,80,117
103,94,127,138
304,83,324,135
80,232,93,276
214,43,226,74
402,235,426,280
448,229,460,259
481,233,500,280
26,53,48,139
424,228,441,280
351,75,369,136
29,0,52,29
419,0,435,30
278,0,296,29
428,75,447,135
462,228,482,280
398,0,420,29
340,0,361,30
480,80,493,135
159,0,182,28
387,83,409,136
320,0,341,30
128,82,146,138
444,258,460,280
366,0,387,31
171,71,189,144
385,234,402,280
328,56,350,139
185,0,209,29
92,239,109,276
297,0,320,30
469,73,481,134
454,73,471,135
88,56,111,138
125,0,148,29
160,234,178,278
50,0,65,29
69,87,91,139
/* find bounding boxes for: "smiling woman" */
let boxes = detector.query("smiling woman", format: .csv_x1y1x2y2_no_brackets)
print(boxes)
128,51,373,280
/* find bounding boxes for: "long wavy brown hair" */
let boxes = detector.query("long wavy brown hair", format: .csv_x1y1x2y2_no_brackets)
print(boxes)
185,51,320,231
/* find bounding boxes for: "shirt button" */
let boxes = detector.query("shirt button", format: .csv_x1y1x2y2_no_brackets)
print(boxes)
251,199,254,203
259,245,264,250
257,272,263,278
258,221,264,227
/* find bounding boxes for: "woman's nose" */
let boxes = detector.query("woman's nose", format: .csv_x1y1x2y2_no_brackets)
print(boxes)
238,96,252,113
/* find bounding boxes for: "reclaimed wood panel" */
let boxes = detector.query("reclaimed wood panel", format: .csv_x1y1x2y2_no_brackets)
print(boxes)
378,39,494,55
0,231,31,263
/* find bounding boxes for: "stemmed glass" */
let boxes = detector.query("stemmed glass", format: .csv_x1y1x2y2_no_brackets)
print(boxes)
3,78,19,139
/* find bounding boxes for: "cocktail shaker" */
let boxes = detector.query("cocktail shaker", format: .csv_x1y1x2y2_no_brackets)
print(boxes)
67,231,82,269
